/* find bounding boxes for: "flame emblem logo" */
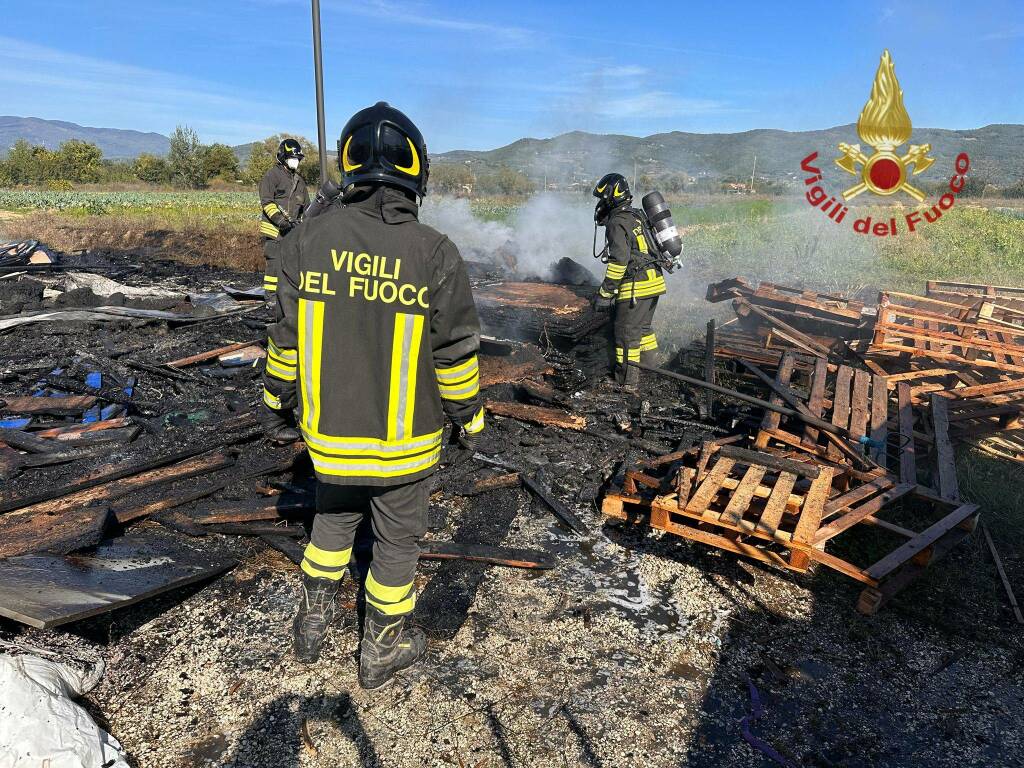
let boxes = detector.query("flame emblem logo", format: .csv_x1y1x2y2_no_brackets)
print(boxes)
835,50,934,201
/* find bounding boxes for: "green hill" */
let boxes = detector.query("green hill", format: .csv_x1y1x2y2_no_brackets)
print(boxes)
435,124,1024,187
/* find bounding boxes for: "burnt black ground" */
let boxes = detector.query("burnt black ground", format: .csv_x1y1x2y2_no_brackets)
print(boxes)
0,251,1022,768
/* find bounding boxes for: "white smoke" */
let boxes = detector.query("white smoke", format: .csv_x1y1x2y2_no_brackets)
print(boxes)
421,193,601,280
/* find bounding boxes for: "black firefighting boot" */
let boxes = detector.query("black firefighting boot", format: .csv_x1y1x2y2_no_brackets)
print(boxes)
358,604,427,689
621,363,640,393
259,402,300,444
293,571,340,663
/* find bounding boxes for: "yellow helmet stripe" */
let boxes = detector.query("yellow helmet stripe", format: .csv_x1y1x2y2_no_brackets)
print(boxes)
342,135,362,172
613,183,625,197
596,183,607,193
393,137,421,176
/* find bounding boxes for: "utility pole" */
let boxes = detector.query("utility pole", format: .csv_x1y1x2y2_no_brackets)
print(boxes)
311,0,328,185
749,155,757,194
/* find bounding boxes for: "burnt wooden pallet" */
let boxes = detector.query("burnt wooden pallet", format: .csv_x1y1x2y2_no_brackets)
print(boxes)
870,299,1024,375
603,442,980,614
754,356,890,471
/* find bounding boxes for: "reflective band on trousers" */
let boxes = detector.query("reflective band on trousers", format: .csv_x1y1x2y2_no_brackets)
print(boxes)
464,407,485,434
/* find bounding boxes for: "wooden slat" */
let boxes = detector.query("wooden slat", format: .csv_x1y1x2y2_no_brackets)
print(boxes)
823,476,896,516
755,352,796,447
660,517,794,570
870,374,889,467
685,458,735,514
931,394,960,502
812,483,916,545
792,467,834,544
166,339,261,368
719,465,767,526
675,466,696,510
755,471,797,535
849,369,871,439
827,366,854,460
897,382,917,485
865,503,979,580
802,357,829,448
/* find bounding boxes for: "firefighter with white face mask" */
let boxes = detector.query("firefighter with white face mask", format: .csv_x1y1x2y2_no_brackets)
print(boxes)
258,138,310,442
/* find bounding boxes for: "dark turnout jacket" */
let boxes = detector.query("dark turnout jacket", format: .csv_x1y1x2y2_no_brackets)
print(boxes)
598,204,666,302
258,163,309,240
262,186,484,486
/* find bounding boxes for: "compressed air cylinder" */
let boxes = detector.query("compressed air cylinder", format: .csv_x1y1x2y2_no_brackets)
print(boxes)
641,191,682,257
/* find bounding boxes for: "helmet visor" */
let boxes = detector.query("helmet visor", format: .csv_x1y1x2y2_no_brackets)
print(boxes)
343,125,374,171
380,123,415,170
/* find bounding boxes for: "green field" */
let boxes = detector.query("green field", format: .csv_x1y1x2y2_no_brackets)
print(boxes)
2,190,1023,294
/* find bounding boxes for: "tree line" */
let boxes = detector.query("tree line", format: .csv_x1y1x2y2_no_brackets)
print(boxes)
0,125,332,190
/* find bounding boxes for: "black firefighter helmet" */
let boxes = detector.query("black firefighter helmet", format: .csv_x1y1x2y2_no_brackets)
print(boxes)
338,102,429,199
593,172,631,223
277,138,304,164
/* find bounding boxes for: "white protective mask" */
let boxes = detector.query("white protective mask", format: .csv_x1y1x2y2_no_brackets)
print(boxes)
286,157,300,170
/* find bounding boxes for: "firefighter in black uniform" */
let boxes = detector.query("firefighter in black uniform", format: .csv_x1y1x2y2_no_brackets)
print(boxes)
259,138,310,294
258,139,310,442
592,173,666,392
262,103,485,688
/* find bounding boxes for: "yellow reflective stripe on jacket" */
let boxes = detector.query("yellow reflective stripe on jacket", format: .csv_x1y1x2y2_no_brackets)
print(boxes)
307,445,441,479
265,357,296,382
263,387,282,410
604,262,627,281
263,202,282,218
599,286,616,299
268,338,297,364
464,407,485,435
259,221,280,238
298,298,325,432
435,356,478,383
617,270,666,300
436,355,479,401
387,313,425,443
301,428,442,458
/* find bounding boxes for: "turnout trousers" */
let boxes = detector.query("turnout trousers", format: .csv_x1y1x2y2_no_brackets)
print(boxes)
613,296,659,381
299,478,430,618
262,239,281,298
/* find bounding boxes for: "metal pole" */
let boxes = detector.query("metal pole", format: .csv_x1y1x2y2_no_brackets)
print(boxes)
311,0,328,186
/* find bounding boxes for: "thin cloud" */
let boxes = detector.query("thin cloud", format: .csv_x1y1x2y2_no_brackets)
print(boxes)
0,35,283,143
596,92,731,119
326,0,532,45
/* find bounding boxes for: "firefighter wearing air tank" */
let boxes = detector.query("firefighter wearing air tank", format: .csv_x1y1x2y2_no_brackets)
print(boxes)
262,102,485,689
592,173,680,391
259,138,310,294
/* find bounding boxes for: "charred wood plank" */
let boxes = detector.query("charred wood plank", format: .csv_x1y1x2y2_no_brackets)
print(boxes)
0,433,251,515
485,401,586,431
0,395,97,416
0,505,111,560
716,444,821,479
165,339,262,368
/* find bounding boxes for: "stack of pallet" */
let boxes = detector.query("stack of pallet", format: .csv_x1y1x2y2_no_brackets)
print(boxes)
604,276,1024,614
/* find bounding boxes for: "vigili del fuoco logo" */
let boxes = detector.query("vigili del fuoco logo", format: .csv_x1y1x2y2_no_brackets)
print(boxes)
800,50,970,237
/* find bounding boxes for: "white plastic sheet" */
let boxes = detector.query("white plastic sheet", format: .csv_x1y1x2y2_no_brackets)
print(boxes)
0,654,129,768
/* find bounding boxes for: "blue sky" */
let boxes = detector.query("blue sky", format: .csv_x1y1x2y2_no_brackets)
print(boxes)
0,0,1021,151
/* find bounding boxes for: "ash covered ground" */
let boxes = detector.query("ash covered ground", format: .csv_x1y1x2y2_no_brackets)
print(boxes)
0,248,1021,768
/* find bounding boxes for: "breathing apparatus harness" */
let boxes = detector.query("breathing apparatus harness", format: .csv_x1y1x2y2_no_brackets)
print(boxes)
593,191,684,306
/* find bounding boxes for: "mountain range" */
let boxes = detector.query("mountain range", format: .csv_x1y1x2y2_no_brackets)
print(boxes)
3,116,1022,185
